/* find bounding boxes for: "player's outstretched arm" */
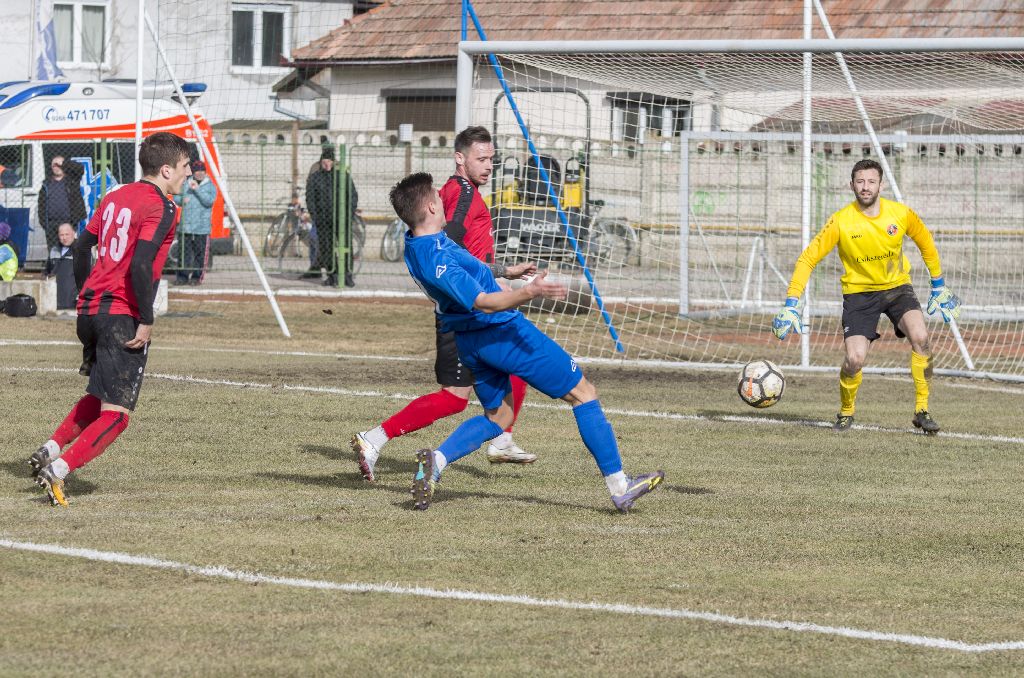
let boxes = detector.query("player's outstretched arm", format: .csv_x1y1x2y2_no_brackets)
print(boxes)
927,276,962,323
473,269,568,313
771,296,803,340
487,260,538,280
502,261,539,280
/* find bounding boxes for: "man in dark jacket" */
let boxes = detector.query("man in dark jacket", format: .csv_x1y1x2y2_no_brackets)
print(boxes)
305,147,357,287
37,156,87,250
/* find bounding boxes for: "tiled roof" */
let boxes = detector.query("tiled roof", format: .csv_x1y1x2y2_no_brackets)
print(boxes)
292,0,1024,64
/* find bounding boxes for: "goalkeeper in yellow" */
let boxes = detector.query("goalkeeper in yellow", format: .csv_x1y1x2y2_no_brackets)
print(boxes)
772,159,961,433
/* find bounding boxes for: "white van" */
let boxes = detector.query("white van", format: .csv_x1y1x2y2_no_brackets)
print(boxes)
0,80,228,266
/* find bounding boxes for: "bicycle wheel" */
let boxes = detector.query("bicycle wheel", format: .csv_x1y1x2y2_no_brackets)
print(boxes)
380,218,405,262
590,218,639,269
278,231,313,272
351,214,366,274
263,212,291,258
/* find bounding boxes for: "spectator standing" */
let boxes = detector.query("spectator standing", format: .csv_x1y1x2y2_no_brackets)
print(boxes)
37,156,87,250
44,222,82,309
173,160,217,285
306,147,357,287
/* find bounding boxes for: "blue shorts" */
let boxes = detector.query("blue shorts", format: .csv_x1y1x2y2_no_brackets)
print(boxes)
454,314,583,410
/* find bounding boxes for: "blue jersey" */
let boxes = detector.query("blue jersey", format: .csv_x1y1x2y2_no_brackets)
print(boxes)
403,230,517,332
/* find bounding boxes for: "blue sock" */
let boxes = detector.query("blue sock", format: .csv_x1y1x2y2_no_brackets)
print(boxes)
438,415,503,465
573,400,623,476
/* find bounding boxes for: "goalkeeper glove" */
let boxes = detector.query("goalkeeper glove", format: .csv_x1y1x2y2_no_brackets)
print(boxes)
927,276,962,323
772,297,802,340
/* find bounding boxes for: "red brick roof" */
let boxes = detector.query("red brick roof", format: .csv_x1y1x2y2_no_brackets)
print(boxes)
292,0,1024,64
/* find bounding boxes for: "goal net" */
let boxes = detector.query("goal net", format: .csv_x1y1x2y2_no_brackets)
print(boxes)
457,42,1024,379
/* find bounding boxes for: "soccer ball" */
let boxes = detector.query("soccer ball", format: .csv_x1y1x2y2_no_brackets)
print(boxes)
737,359,785,408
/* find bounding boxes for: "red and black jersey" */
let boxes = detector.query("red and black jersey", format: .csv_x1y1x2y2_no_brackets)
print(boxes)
77,180,178,323
440,175,494,264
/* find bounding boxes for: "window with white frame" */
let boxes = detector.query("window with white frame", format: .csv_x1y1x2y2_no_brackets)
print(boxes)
232,4,290,70
53,1,109,68
607,92,691,143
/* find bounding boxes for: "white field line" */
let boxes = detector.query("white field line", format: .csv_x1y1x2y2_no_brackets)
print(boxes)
5,365,1024,446
4,339,1024,395
1,538,1021,654
0,339,428,364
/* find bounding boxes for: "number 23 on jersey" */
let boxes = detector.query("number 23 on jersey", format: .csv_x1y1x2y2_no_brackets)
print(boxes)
99,201,133,262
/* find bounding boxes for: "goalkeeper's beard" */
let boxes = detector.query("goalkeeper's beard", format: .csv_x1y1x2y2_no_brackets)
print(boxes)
855,191,878,209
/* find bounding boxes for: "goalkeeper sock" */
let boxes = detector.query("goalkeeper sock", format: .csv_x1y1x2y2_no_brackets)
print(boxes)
506,376,528,433
839,370,862,416
438,415,503,465
51,394,102,448
911,351,932,412
381,389,468,439
573,400,623,477
60,410,129,473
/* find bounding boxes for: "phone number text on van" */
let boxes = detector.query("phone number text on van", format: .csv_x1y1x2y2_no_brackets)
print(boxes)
43,107,112,123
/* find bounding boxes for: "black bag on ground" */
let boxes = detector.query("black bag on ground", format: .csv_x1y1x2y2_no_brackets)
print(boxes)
3,293,38,317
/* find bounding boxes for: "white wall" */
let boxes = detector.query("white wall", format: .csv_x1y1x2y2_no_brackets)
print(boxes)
1,0,353,124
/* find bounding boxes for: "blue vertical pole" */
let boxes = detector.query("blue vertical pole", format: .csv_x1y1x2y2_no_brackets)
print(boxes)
463,0,625,353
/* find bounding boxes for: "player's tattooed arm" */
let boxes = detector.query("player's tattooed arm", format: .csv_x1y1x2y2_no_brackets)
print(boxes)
490,261,538,280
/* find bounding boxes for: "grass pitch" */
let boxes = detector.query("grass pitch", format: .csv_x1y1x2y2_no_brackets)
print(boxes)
2,298,1024,675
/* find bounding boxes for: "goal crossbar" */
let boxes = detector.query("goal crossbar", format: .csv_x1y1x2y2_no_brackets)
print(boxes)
459,37,1024,56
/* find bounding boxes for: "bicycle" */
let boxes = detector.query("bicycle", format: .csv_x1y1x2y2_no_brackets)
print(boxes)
264,202,306,259
277,211,367,276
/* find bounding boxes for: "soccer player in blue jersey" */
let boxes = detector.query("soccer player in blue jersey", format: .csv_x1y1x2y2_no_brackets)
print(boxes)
390,172,665,513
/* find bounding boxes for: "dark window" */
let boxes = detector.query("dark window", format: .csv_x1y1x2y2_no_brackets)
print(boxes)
0,143,32,189
354,1,384,15
232,11,254,66
261,12,284,67
607,92,691,142
385,94,456,131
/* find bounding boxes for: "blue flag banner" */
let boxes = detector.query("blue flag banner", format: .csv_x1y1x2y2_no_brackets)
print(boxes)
36,0,65,80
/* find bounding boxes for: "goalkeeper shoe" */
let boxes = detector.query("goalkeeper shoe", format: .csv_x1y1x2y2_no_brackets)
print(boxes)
833,414,855,431
410,449,437,511
350,432,379,482
29,445,57,477
611,471,665,514
912,410,941,435
485,438,537,464
35,465,68,507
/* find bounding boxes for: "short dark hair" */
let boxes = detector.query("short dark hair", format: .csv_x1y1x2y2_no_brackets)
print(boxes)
851,159,883,182
389,172,435,227
139,132,191,176
454,125,491,155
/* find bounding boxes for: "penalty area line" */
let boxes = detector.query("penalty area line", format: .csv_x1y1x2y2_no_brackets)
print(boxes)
5,366,1024,446
1,538,1021,654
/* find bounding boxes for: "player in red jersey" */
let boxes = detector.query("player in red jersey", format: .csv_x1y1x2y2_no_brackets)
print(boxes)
29,132,191,506
351,126,536,481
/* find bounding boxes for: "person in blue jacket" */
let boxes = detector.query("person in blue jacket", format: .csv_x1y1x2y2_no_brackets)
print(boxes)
173,160,217,285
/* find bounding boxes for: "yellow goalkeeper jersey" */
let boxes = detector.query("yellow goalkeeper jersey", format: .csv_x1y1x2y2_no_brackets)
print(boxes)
786,197,942,298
